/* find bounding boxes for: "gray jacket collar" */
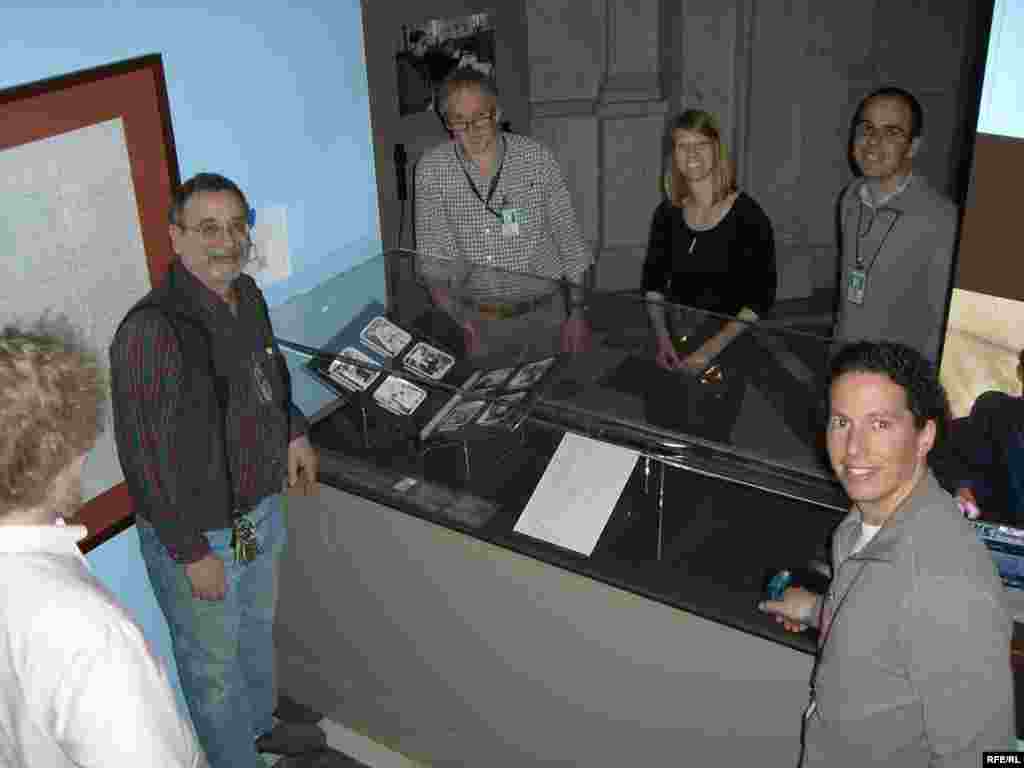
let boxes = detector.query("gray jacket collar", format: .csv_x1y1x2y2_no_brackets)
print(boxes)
835,469,948,563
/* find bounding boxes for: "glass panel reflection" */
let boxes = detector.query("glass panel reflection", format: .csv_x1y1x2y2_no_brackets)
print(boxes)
276,250,843,506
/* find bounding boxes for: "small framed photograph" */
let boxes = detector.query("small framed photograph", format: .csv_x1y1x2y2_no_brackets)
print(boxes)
360,316,412,358
403,341,455,381
476,391,527,428
506,356,556,390
326,347,382,392
437,399,486,433
373,375,428,416
470,366,515,392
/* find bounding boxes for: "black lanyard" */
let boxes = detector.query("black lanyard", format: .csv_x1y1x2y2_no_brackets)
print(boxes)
853,200,901,276
457,135,507,220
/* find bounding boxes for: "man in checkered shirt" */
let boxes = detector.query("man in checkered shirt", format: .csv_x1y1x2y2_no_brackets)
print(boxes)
415,69,592,359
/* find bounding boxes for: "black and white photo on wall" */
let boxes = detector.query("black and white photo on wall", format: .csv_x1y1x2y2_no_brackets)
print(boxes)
395,12,495,116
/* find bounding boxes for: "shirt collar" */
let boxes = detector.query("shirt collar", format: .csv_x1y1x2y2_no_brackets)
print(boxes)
839,468,940,560
859,172,914,209
171,260,238,320
0,519,88,555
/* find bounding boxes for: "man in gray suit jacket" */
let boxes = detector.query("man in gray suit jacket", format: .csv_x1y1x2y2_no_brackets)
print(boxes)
761,341,1014,766
835,87,958,363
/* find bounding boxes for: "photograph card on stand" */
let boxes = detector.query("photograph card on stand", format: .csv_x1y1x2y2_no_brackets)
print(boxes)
402,340,455,381
417,370,484,441
435,398,488,434
304,300,388,402
373,374,428,416
305,308,560,445
295,301,486,456
305,307,453,403
360,315,412,358
325,347,383,393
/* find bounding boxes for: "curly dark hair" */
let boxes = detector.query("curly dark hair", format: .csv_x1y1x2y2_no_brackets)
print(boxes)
827,340,951,447
169,172,250,227
0,316,106,517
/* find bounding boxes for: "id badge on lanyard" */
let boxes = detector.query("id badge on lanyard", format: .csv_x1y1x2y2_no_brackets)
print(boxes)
500,207,522,237
846,267,867,305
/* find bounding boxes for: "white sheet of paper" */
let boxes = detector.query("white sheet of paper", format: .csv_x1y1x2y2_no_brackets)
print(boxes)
0,118,149,503
247,204,291,286
514,433,638,556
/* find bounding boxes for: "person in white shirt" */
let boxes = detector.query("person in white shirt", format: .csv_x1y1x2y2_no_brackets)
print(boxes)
0,317,206,767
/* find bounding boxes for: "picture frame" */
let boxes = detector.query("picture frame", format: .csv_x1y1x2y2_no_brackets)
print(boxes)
0,54,181,552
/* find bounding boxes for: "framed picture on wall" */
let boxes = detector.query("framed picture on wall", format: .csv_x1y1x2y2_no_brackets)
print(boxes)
0,54,180,552
395,12,495,116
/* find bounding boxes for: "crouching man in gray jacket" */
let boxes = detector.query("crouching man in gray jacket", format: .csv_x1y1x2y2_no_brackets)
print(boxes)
761,340,1014,766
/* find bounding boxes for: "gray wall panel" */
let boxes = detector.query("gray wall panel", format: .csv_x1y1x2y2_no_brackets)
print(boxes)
526,0,604,103
745,1,873,266
604,0,661,100
670,0,746,164
602,116,665,248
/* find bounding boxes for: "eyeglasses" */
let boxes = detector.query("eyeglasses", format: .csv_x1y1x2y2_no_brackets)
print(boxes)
177,219,251,242
854,121,910,143
447,112,496,132
675,140,714,155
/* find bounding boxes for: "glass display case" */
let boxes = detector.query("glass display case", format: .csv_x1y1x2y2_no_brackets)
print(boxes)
274,249,852,650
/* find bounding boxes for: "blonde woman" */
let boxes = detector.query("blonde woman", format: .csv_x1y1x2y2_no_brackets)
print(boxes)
643,109,776,373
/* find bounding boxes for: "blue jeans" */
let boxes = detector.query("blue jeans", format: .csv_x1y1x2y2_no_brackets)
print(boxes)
137,494,287,768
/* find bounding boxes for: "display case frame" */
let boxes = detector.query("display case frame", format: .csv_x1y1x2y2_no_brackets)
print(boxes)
280,248,854,653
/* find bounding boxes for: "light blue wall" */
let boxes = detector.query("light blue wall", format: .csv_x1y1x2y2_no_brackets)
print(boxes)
4,0,381,710
1,1,382,304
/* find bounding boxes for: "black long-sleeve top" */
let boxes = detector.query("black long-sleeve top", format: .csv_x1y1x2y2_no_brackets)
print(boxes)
109,262,306,563
641,192,777,317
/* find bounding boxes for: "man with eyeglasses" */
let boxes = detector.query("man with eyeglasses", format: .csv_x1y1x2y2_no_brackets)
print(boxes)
109,173,320,768
834,87,958,364
415,69,591,360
